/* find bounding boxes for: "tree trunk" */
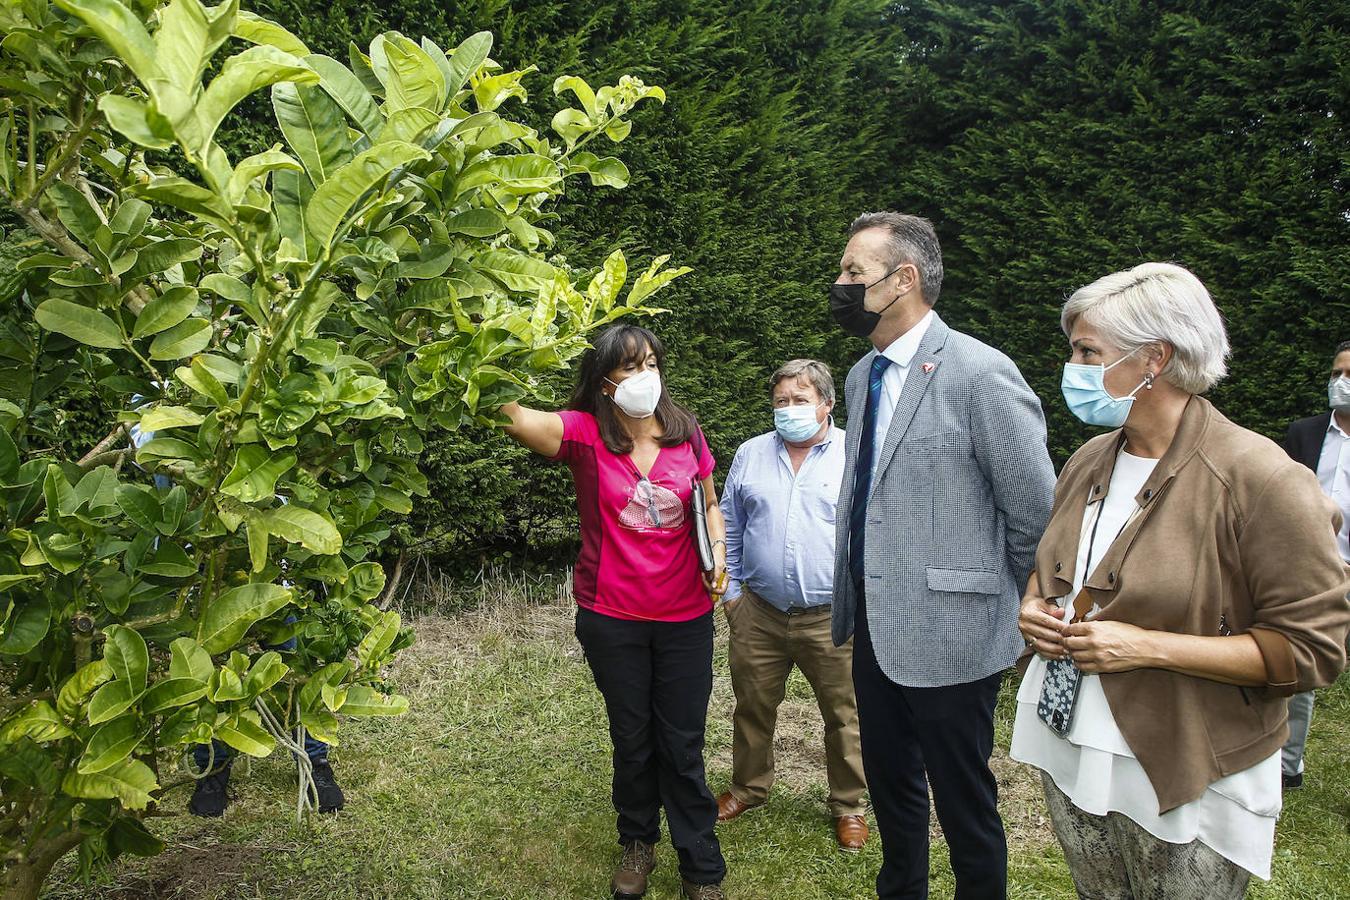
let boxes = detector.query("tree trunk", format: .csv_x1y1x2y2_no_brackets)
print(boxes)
377,550,409,611
2,832,83,900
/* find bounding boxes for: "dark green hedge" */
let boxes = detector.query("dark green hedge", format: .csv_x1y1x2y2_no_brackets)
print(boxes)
72,1,1350,569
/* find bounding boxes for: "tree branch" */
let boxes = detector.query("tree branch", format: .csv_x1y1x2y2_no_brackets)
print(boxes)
77,424,131,467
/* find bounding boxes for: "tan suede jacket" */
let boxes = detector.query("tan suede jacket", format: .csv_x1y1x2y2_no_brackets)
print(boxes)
1021,396,1350,812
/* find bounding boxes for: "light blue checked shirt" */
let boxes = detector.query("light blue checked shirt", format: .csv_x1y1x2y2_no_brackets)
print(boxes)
720,424,846,611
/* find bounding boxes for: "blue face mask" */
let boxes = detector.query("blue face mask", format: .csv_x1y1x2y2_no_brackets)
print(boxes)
1061,351,1149,428
774,403,824,443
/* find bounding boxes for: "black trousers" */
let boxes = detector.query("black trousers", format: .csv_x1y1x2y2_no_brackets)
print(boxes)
853,599,1007,900
575,606,726,884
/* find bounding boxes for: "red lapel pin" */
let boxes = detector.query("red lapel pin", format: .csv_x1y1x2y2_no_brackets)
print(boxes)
921,362,935,374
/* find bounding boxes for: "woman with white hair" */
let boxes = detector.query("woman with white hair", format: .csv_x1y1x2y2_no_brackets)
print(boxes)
1011,262,1350,897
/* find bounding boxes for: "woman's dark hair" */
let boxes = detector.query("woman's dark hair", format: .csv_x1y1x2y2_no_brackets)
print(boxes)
568,324,697,454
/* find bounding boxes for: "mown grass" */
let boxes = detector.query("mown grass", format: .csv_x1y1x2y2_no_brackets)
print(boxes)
43,579,1350,899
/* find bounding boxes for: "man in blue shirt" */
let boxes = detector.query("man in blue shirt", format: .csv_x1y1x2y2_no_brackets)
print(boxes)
715,359,868,851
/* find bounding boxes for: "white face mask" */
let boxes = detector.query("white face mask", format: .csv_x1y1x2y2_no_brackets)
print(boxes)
1330,375,1350,413
606,369,662,419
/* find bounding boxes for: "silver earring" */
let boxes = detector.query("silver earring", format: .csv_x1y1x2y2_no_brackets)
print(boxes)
1144,372,1155,389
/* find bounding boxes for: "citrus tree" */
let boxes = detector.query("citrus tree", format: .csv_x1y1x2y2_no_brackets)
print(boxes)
0,1,681,896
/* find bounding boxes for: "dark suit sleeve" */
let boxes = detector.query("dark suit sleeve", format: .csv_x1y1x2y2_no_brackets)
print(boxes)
968,357,1057,590
1280,422,1299,462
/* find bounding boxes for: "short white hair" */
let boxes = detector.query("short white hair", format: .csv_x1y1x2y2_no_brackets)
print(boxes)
1061,262,1229,394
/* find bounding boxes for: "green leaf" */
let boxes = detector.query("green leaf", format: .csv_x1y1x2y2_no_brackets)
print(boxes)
472,249,557,294
0,426,18,481
49,182,104,248
79,716,150,774
306,54,382,136
306,141,430,250
124,238,203,283
57,659,113,719
169,637,214,682
0,574,39,592
218,445,296,503
133,286,199,338
207,665,245,701
108,817,166,858
273,168,314,261
197,582,292,654
456,154,561,196
566,152,631,189
149,318,212,360
244,651,288,695
138,405,205,432
43,464,74,519
110,199,152,242
115,485,160,533
87,679,140,725
215,710,275,756
550,108,592,148
199,45,317,151
155,0,237,95
61,757,158,809
553,75,599,119
2,701,73,742
445,208,507,237
140,677,209,714
140,542,197,577
346,562,387,601
262,506,341,555
52,0,162,86
103,625,148,692
445,31,492,97
234,10,310,56
98,95,175,150
34,298,124,349
356,610,400,666
374,33,445,113
176,359,230,406
0,598,51,655
272,80,352,186
338,684,408,717
226,146,302,205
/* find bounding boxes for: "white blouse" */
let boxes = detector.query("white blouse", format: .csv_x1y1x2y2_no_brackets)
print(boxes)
1010,449,1281,880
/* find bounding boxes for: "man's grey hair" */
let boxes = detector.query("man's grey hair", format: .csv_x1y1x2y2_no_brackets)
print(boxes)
770,359,835,404
849,211,944,306
1061,262,1229,394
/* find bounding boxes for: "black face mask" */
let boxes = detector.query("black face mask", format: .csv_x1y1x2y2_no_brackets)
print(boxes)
828,264,905,338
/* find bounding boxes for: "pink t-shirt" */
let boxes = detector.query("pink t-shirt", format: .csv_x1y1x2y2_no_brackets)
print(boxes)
552,410,716,622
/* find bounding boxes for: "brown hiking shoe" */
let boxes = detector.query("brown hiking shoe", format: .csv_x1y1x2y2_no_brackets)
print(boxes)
681,879,727,900
611,840,656,898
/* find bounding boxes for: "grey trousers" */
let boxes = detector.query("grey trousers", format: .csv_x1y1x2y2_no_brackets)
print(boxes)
1281,691,1314,777
1041,772,1251,900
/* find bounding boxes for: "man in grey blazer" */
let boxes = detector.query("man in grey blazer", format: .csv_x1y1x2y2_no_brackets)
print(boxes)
828,212,1056,899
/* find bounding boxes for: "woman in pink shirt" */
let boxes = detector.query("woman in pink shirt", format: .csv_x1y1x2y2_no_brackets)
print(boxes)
501,324,730,900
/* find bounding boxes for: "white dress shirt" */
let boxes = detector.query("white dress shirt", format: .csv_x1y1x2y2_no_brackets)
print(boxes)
871,310,935,481
1317,414,1350,562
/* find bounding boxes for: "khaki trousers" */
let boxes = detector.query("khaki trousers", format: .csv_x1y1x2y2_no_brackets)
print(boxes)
726,588,867,816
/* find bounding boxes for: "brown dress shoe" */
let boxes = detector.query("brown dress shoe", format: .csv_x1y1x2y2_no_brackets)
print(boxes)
611,840,655,898
835,814,869,852
716,790,762,822
681,878,727,899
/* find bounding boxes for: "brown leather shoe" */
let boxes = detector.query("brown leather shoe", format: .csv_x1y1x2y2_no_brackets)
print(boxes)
611,840,655,898
716,790,762,822
681,879,727,900
835,814,869,852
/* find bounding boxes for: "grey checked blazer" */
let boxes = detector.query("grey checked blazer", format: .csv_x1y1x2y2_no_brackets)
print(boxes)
830,313,1056,687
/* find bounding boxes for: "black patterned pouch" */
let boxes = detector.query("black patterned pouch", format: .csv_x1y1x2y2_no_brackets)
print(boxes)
1036,588,1093,738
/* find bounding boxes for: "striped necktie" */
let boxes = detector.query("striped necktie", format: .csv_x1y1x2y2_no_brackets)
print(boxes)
848,354,892,589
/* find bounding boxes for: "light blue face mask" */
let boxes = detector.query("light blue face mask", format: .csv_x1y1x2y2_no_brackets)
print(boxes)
1061,351,1150,428
774,403,824,442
